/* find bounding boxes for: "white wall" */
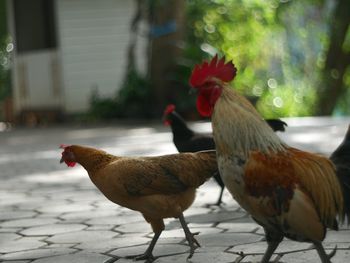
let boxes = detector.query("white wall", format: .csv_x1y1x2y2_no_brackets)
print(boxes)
56,0,148,113
13,51,62,111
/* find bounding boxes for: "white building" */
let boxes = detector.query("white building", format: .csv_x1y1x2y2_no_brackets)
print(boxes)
6,0,147,122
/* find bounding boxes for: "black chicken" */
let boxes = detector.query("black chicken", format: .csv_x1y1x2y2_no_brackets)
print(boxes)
330,125,350,221
162,104,288,206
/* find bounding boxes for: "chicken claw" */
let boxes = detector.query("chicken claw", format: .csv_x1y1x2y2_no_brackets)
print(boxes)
313,242,337,263
178,213,201,259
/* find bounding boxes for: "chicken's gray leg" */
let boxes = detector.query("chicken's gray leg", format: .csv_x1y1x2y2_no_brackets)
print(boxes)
125,231,161,263
215,186,225,206
313,241,336,263
178,213,200,259
261,230,283,263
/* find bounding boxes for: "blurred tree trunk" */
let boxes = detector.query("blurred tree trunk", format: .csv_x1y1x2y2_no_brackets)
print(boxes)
148,0,185,116
126,0,146,72
315,0,350,115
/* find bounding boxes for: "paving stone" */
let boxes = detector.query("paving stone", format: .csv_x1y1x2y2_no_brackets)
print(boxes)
1,261,31,263
0,227,23,233
0,236,45,253
93,200,123,210
279,249,322,263
31,252,112,263
47,230,118,243
187,222,214,228
113,258,136,263
50,190,103,201
45,243,76,249
114,221,152,234
187,250,240,263
0,192,28,204
86,214,142,225
12,197,49,210
0,218,59,228
86,224,114,231
0,232,21,241
230,240,312,255
37,203,93,214
197,232,261,247
157,237,183,245
324,230,350,243
185,211,245,224
76,235,150,253
161,226,222,239
31,186,83,195
330,249,350,263
1,120,350,263
183,207,212,217
218,222,260,233
0,248,77,261
240,254,278,262
275,241,314,254
0,211,37,221
20,223,86,236
324,242,350,249
111,243,189,258
35,212,64,219
60,209,119,221
153,253,189,263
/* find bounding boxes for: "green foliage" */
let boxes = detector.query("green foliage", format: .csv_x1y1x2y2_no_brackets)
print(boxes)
89,0,349,119
0,0,11,103
88,69,153,120
183,0,348,117
115,69,154,118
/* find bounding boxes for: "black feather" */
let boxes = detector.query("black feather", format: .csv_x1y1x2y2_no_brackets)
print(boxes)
330,125,350,222
265,119,288,132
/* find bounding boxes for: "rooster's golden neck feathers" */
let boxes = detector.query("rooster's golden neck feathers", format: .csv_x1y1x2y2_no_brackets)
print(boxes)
212,86,286,157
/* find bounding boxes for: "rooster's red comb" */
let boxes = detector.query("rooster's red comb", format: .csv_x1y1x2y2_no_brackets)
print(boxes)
163,104,176,116
189,55,237,88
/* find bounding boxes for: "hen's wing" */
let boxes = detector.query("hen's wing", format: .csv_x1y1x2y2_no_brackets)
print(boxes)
121,151,217,197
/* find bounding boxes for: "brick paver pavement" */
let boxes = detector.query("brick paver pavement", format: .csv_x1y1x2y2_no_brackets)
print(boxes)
0,117,349,262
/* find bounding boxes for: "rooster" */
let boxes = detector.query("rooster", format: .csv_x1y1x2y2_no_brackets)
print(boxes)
60,144,217,262
188,55,349,263
162,104,288,205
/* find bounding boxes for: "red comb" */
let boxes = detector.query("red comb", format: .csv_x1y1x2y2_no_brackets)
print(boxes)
60,144,76,167
163,104,176,116
189,55,237,87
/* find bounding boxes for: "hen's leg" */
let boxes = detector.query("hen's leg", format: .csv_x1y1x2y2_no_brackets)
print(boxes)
261,229,283,263
125,218,164,263
178,213,200,259
313,241,336,263
215,186,225,206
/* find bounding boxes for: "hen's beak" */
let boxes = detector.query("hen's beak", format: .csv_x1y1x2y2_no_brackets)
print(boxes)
60,157,64,164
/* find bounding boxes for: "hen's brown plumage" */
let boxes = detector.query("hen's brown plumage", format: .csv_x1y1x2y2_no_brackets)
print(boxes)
60,145,217,262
